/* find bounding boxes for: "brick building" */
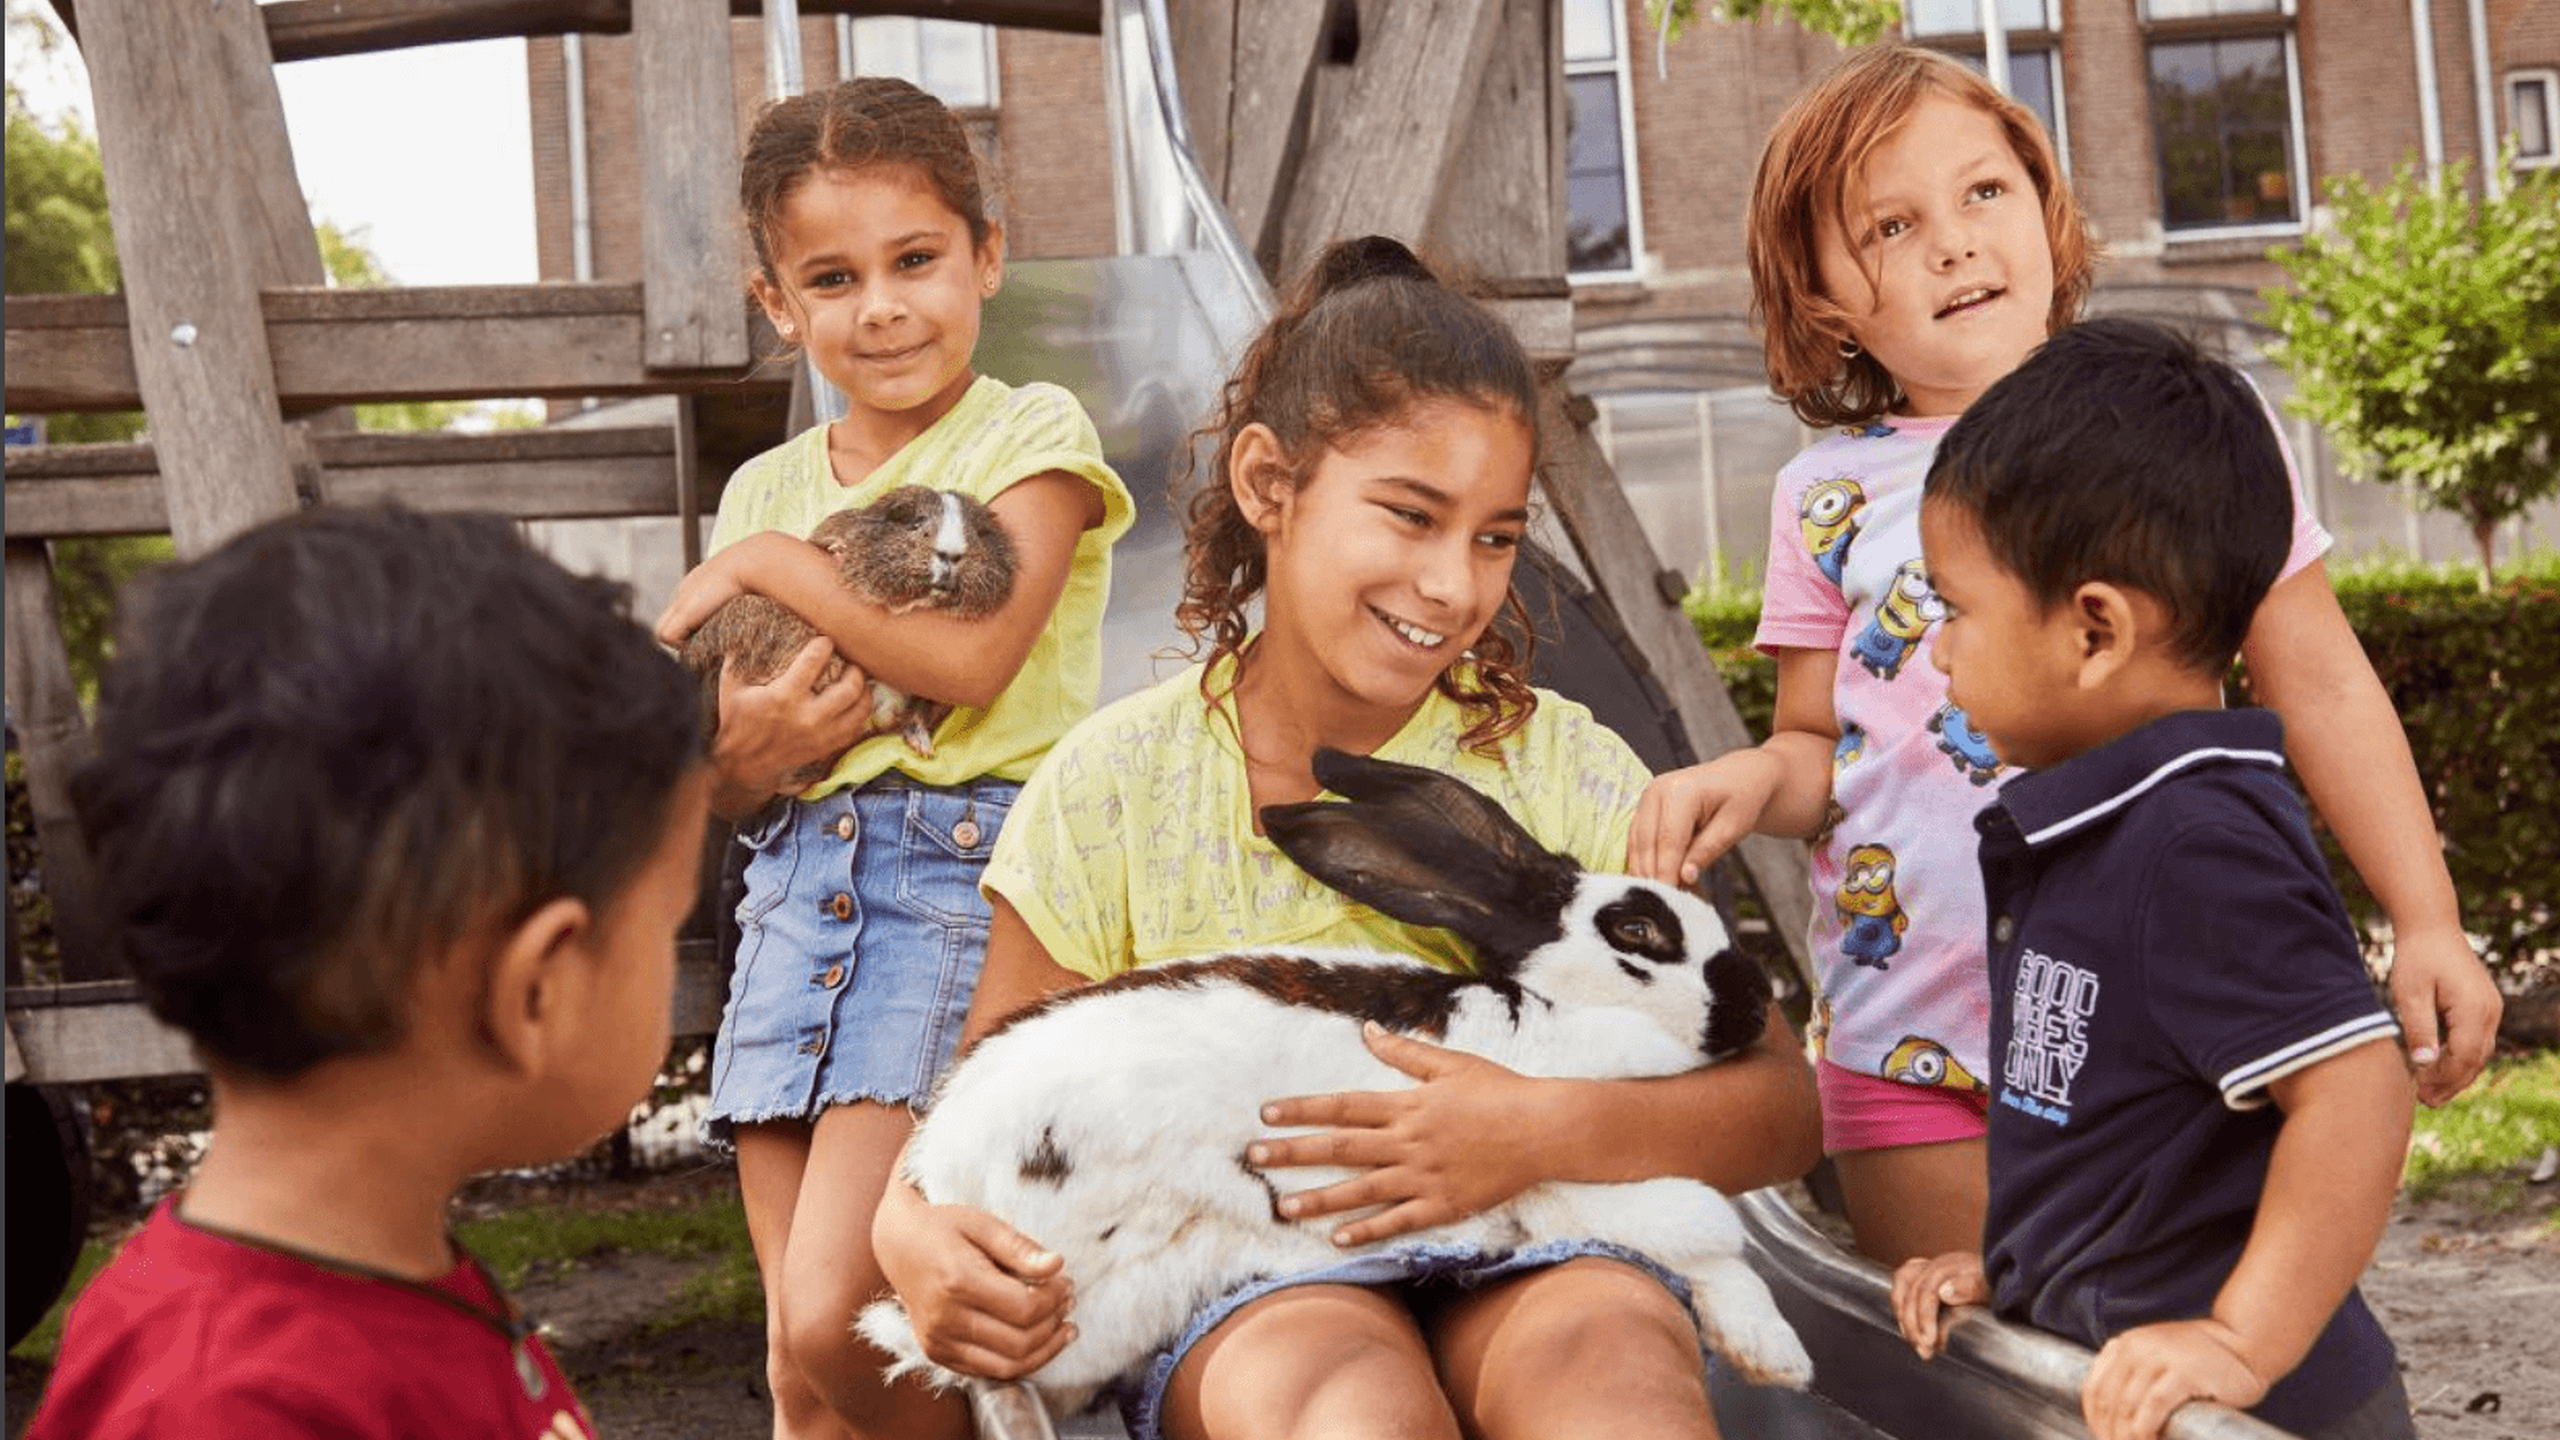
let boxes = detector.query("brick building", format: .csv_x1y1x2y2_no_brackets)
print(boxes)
527,2,2556,579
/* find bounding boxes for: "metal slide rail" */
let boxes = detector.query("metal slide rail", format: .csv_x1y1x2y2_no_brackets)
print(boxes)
1727,1192,2294,1440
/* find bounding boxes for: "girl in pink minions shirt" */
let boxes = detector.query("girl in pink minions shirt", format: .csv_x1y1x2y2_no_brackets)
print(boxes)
1628,45,2500,1267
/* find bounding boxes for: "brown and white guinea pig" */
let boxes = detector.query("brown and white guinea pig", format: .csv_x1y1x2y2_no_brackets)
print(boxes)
680,484,1016,781
856,748,1812,1420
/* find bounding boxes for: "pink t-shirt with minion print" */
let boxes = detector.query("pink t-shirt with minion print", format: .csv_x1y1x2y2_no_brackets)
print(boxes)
1754,414,2328,1111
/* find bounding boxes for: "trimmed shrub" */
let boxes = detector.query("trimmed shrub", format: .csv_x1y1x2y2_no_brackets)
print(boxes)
2250,560,2559,989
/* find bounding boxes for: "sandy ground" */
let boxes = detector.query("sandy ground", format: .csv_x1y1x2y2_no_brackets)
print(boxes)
10,1167,2554,1439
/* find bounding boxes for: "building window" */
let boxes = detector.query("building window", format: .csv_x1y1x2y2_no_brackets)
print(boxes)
1905,0,2067,166
2141,0,2304,234
1563,0,1642,277
840,16,998,111
2511,70,2558,169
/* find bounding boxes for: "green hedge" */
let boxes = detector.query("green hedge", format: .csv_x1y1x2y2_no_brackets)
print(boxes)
1684,559,2560,987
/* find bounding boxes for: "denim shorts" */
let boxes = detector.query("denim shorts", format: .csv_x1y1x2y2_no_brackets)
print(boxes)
1114,1240,1696,1440
702,774,1018,1151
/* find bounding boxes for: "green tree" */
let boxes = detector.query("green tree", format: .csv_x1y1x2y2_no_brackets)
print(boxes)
7,9,143,447
2262,155,2560,586
1645,0,1905,49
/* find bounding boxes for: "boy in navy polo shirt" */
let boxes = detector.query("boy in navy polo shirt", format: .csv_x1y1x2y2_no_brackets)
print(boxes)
1888,318,2416,1440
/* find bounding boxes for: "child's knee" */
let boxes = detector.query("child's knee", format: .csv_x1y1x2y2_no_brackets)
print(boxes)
1510,1261,1701,1370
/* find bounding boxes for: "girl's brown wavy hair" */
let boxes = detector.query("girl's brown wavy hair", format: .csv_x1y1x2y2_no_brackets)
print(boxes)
1174,236,1542,756
1746,46,2098,429
739,76,992,285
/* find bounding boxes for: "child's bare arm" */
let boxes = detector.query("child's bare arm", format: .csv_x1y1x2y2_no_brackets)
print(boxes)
1892,1251,1989,1360
2242,562,2500,1103
2078,1037,2412,1440
661,472,1105,709
1629,647,1841,885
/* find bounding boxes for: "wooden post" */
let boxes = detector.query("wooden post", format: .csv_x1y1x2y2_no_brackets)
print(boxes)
77,0,303,557
636,0,749,372
1424,0,1564,284
1169,0,1333,274
1537,387,1817,986
3,543,112,982
1275,0,1505,281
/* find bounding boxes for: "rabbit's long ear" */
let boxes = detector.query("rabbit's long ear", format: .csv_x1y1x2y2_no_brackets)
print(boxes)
1260,749,1582,970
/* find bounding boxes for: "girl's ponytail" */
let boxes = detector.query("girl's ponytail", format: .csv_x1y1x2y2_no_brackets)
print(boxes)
1306,234,1438,296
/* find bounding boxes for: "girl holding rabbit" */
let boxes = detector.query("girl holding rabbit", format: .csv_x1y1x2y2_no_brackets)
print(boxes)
1627,45,2499,1269
873,235,1821,1440
654,77,1130,1440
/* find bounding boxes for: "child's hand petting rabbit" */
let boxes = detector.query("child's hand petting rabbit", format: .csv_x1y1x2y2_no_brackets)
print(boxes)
859,748,1814,1418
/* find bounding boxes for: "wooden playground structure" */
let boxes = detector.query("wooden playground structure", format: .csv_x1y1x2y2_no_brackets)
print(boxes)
2,0,1809,1090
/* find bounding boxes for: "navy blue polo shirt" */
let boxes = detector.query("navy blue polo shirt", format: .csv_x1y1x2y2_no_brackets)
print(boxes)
1974,708,2401,1432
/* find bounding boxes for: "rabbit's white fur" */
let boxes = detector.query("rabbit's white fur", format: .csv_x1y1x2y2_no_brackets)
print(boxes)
857,750,1812,1416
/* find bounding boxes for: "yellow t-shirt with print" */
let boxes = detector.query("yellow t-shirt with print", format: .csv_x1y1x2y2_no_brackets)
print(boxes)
982,654,1654,980
706,376,1133,790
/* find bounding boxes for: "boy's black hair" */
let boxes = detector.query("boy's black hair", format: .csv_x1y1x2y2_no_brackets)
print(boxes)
1926,317,2294,674
71,506,703,1081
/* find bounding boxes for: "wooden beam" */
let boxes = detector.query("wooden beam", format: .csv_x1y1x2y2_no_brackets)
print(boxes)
78,0,303,557
1170,0,1329,275
1424,0,1564,287
5,286,788,413
1275,0,1505,282
5,949,730,1083
245,0,1100,62
635,0,749,371
1533,384,1816,988
2,543,113,983
213,0,334,297
5,427,683,539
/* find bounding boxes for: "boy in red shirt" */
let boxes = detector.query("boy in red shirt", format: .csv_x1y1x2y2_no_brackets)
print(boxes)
27,506,708,1440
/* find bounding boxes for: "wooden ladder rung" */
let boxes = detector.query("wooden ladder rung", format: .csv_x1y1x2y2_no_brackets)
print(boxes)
4,425,685,537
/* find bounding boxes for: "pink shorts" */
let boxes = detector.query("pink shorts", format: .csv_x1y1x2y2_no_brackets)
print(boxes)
1818,1057,1990,1154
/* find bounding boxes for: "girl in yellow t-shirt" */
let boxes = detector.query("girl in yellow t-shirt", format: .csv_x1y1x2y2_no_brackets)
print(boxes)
653,79,1130,1440
874,236,1820,1440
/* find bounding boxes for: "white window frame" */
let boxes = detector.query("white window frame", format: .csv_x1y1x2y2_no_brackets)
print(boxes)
1903,0,2072,175
1563,1,1646,283
2509,69,2559,169
2139,0,2310,242
837,14,1000,112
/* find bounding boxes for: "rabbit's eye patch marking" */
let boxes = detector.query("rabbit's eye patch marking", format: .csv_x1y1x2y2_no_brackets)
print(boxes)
1700,947,1774,1063
1021,1125,1073,1185
1595,893,1688,970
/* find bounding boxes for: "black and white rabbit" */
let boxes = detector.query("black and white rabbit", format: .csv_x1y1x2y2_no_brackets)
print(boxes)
680,484,1015,779
856,748,1814,1417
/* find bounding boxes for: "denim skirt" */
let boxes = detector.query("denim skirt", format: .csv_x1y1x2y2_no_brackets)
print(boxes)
702,773,1018,1151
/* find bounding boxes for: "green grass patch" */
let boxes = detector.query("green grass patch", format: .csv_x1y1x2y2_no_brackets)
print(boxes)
7,1235,118,1364
455,1187,752,1290
646,1243,766,1334
2403,1049,2560,1209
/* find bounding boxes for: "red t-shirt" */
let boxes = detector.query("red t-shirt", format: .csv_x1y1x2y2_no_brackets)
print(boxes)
27,1199,595,1440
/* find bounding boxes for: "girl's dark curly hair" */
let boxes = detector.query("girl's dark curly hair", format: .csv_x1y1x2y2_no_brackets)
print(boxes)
1175,237,1545,756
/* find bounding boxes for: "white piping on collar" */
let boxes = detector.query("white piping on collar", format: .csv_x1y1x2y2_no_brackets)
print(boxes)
2020,746,2287,847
